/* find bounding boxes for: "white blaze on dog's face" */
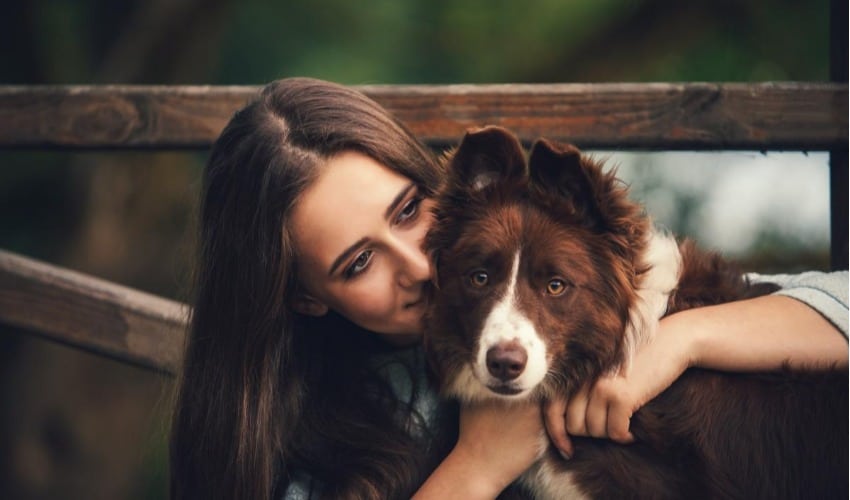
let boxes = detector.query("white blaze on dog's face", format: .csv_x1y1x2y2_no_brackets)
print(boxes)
430,201,613,404
472,250,549,399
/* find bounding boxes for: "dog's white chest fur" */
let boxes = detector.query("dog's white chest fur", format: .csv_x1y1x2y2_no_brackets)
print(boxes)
515,432,591,500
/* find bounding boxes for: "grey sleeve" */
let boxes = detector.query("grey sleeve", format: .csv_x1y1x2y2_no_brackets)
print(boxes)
748,270,849,338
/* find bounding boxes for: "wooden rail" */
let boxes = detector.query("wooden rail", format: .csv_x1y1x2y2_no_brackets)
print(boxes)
0,250,187,375
0,82,847,374
0,82,846,150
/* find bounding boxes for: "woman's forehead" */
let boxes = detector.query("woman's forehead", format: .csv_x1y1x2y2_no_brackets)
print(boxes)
290,151,412,267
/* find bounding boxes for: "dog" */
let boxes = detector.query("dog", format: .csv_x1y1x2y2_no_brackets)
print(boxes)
423,126,848,499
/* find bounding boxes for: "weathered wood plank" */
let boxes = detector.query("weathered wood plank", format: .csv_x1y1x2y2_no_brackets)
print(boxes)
0,83,846,150
0,250,187,375
0,85,256,150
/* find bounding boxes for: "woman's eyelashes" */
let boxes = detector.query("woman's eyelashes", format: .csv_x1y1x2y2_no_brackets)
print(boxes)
344,249,373,279
396,195,422,224
343,195,424,280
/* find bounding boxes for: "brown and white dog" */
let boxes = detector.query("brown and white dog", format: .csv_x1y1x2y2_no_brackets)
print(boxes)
423,126,847,499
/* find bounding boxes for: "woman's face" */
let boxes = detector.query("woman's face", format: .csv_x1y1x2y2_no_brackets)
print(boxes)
291,150,435,344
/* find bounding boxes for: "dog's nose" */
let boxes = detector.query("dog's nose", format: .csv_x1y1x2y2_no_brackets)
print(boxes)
486,341,527,381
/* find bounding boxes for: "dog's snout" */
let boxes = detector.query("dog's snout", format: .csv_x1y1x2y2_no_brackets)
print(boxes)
486,341,527,381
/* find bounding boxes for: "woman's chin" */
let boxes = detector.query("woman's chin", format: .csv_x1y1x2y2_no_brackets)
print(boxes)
377,330,423,347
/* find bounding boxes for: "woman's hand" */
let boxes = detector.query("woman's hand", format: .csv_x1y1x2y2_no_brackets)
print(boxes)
456,400,545,484
414,400,544,499
544,313,692,458
544,294,848,459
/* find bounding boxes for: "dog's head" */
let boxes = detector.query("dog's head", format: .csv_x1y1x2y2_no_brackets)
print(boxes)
423,126,652,403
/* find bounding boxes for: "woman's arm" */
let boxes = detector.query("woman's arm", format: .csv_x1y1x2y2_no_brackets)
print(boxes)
544,270,849,458
749,270,848,338
413,401,544,499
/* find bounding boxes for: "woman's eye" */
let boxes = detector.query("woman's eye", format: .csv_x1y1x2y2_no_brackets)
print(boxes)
397,196,422,223
546,278,567,296
345,250,373,278
469,270,489,287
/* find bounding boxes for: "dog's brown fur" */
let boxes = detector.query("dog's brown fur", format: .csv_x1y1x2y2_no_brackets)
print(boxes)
423,126,848,499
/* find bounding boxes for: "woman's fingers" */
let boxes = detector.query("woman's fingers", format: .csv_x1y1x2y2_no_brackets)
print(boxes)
584,380,611,438
562,376,636,444
543,397,573,459
606,397,635,444
564,383,590,437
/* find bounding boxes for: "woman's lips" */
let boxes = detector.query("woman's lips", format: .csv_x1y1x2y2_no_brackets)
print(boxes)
404,298,423,309
404,283,432,309
404,294,428,309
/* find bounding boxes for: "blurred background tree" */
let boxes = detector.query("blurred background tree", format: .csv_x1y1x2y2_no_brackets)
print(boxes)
0,0,835,498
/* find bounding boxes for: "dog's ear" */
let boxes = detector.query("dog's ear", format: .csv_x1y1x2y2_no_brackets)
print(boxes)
448,126,526,191
529,138,604,227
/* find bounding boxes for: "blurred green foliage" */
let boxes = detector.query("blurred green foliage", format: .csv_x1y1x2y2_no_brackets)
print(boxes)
213,0,829,84
1,0,830,85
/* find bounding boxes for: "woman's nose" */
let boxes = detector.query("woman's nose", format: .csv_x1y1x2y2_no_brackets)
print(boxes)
394,238,432,287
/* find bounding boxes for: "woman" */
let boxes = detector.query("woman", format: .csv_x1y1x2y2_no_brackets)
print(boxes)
169,77,848,499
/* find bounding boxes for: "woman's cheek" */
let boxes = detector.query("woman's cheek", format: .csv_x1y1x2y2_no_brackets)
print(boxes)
340,271,396,324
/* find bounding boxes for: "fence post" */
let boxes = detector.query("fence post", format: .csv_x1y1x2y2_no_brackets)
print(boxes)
830,0,848,270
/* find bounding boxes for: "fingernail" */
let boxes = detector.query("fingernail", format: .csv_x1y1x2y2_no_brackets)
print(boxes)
558,449,571,460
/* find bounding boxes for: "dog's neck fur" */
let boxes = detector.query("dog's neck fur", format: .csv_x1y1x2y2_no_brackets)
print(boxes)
620,226,682,373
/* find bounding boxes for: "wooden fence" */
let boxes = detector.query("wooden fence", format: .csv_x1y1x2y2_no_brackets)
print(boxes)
0,82,847,376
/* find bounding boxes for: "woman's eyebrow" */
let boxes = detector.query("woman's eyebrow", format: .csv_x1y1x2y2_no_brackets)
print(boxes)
384,183,416,220
328,237,368,277
327,183,416,277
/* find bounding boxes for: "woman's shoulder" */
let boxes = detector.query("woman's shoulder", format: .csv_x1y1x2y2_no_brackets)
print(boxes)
370,345,443,431
280,345,449,499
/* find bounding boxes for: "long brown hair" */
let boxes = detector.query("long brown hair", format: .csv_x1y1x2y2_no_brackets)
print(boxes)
170,78,446,499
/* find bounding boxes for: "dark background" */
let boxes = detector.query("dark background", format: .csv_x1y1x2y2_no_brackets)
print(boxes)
0,1,837,498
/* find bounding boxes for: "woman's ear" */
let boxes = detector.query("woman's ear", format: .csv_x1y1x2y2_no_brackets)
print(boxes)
293,294,329,317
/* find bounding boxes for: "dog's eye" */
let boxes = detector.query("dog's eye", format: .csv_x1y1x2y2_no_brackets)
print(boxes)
469,271,489,287
546,278,567,296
